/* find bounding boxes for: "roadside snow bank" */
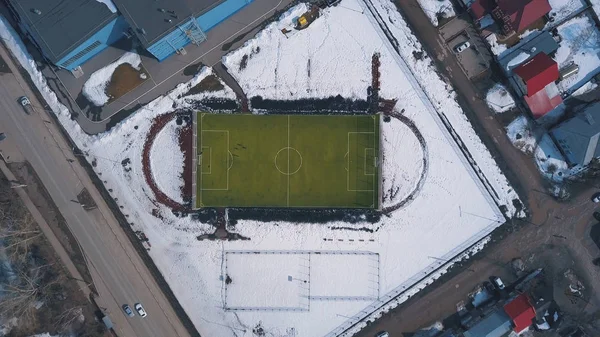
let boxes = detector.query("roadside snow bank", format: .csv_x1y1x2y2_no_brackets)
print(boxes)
416,0,455,26
486,84,516,113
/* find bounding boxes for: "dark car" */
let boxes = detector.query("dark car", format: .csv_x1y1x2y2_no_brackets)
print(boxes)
592,193,600,203
122,304,134,317
483,281,495,293
0,133,5,142
594,211,600,221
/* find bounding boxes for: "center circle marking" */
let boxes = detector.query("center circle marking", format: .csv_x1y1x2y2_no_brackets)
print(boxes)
275,147,303,175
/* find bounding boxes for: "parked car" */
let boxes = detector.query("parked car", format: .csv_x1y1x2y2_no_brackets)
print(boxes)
18,96,34,115
592,193,600,203
490,276,506,290
454,41,471,53
0,133,5,142
122,304,134,317
375,332,389,337
483,281,495,293
134,303,147,317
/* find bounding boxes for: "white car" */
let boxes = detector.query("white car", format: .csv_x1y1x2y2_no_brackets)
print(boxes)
454,41,471,53
134,303,147,318
592,193,600,203
375,332,389,337
490,276,506,290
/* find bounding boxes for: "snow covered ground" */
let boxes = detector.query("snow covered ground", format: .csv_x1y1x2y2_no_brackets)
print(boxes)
486,84,516,113
506,116,570,182
82,52,143,106
0,2,520,336
415,0,455,27
150,120,185,203
547,0,586,26
554,14,600,96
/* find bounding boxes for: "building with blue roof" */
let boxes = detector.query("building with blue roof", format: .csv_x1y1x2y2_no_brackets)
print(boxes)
6,0,253,72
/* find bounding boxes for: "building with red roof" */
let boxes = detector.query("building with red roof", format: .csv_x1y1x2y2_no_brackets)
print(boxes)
503,294,536,333
513,53,562,118
470,0,552,34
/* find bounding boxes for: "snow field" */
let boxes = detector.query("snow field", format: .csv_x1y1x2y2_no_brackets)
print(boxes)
222,2,406,100
149,119,185,203
416,0,455,27
486,84,516,113
367,0,521,216
309,253,379,299
225,252,309,310
381,116,425,208
554,14,600,95
82,52,143,106
547,0,586,26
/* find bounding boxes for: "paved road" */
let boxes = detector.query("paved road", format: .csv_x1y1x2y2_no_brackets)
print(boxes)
0,44,192,337
36,0,292,134
353,0,600,336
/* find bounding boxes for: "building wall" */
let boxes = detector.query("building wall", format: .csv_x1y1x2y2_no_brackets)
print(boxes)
55,16,129,71
146,0,253,61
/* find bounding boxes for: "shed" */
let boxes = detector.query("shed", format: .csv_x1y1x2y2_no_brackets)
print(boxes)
504,294,536,333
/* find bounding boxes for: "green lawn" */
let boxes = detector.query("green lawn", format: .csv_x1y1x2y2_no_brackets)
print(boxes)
195,114,380,208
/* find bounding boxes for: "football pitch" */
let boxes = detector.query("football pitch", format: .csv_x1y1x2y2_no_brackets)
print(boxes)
193,114,380,208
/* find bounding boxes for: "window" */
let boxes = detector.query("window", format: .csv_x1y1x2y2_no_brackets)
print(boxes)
60,40,101,68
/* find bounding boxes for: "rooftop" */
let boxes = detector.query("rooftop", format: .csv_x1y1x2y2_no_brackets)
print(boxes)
464,309,513,337
8,0,117,63
112,0,223,47
551,101,600,166
514,53,559,96
470,0,551,33
504,294,536,333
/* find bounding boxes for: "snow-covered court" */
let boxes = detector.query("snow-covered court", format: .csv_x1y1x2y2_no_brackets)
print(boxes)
0,0,522,336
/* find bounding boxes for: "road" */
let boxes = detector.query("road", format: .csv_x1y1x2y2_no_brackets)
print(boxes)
0,43,193,337
353,0,600,335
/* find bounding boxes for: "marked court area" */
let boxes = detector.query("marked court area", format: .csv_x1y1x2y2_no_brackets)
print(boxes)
195,114,380,208
224,251,380,311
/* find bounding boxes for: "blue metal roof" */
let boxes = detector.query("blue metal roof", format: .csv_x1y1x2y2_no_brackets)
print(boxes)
464,309,512,337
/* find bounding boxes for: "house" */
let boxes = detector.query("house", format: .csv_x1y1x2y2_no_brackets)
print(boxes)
498,31,559,72
551,101,600,167
6,0,253,72
512,53,563,118
463,309,513,337
504,294,537,333
470,0,552,35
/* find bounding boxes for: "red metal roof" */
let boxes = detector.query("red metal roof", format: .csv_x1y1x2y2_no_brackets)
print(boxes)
470,0,495,18
503,294,537,333
524,86,563,119
470,0,551,32
514,53,559,96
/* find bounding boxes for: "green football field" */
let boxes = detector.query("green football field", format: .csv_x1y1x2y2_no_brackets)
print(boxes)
193,114,380,208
